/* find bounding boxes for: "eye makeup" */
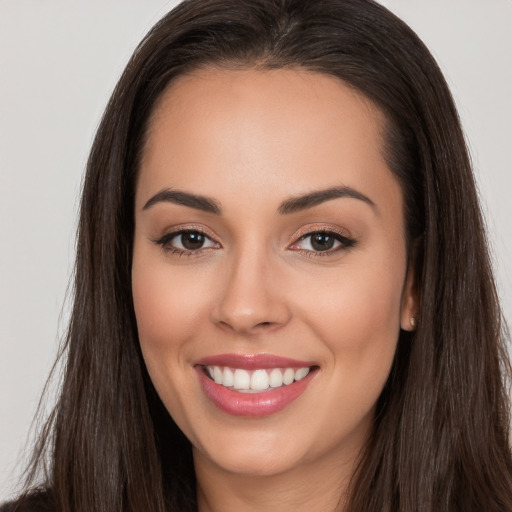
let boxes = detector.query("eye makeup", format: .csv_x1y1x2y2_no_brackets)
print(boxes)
152,223,357,259
288,225,356,257
153,226,221,257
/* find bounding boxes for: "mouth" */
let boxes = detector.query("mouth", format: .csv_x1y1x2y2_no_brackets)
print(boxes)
203,365,312,393
194,354,319,417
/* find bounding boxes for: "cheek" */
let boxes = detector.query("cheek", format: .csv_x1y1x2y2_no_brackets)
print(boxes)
133,274,192,355
132,249,210,350
305,260,403,339
131,249,211,408
300,253,405,391
312,275,402,443
131,260,217,442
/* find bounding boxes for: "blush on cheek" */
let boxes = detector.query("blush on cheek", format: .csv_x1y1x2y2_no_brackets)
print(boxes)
133,288,191,420
314,279,402,395
133,264,195,337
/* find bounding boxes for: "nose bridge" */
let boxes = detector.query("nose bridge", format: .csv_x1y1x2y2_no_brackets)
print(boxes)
212,238,289,333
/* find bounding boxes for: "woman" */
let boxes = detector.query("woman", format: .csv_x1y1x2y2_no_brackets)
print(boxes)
3,0,511,510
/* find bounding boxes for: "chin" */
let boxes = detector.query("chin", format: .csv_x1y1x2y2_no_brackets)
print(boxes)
196,442,305,478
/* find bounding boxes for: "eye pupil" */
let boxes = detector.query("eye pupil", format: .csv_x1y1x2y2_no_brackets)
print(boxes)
311,233,335,251
181,231,205,250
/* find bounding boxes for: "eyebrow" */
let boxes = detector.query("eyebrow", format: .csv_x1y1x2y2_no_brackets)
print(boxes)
142,185,375,215
277,186,376,214
142,189,221,214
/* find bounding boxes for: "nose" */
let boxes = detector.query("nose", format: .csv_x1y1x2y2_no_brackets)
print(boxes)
211,246,291,335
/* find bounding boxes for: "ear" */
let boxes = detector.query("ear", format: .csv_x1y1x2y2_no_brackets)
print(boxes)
400,250,419,332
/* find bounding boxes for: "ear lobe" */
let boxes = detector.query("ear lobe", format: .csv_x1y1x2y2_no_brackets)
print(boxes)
400,253,419,332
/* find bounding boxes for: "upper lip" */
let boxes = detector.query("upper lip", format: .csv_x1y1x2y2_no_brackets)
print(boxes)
194,353,316,370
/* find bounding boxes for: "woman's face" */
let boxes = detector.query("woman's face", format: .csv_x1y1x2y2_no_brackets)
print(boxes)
132,68,416,478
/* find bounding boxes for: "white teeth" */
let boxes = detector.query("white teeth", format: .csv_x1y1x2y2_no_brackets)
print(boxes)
223,367,234,387
251,369,269,390
295,367,310,381
205,365,312,391
269,368,283,388
233,369,251,390
213,366,223,384
283,368,295,385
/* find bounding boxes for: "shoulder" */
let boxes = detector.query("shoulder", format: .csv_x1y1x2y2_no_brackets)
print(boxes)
0,489,54,512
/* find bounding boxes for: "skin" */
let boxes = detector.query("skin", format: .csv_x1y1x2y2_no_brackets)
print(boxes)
132,68,417,512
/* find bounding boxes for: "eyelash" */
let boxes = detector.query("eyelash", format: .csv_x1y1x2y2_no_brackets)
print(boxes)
290,229,356,257
153,227,356,258
153,228,220,257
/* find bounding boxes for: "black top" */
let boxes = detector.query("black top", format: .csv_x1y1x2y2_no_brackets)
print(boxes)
0,490,54,512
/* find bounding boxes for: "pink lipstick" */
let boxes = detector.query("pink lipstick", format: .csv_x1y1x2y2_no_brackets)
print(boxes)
194,354,317,417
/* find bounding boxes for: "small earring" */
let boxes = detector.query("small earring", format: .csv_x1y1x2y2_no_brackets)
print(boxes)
410,317,417,329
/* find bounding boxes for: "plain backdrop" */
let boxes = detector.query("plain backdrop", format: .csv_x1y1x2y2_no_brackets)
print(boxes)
1,0,511,500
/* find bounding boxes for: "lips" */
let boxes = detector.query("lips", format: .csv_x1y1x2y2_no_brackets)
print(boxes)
194,354,318,417
205,366,311,391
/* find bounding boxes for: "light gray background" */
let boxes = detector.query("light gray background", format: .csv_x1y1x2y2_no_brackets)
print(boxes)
1,0,511,500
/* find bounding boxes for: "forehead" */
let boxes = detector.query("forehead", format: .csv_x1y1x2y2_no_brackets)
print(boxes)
137,67,400,217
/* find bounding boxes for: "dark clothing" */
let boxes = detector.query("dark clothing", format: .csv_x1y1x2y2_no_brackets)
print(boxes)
0,490,54,512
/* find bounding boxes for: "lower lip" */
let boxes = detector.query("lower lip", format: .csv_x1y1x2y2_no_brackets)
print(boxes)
196,367,315,417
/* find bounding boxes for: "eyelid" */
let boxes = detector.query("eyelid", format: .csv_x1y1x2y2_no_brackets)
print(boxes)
288,224,356,254
290,224,354,243
154,223,220,242
151,223,355,256
152,224,222,254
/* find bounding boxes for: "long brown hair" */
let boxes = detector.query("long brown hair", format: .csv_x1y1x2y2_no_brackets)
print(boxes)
10,0,512,510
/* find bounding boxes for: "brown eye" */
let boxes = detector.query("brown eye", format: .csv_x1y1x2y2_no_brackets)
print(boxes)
310,233,336,251
155,229,219,254
289,230,356,255
180,231,206,250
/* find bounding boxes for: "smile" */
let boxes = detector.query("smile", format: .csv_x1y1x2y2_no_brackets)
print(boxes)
205,366,310,392
194,354,318,417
